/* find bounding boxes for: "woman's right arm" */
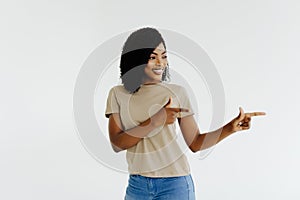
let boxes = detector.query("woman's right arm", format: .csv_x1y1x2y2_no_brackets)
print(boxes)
108,113,157,152
108,97,188,152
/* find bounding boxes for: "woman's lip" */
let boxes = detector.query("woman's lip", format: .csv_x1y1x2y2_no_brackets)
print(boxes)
152,69,163,75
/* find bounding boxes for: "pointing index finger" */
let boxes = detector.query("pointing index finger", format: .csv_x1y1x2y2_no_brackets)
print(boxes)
168,107,190,112
248,112,266,117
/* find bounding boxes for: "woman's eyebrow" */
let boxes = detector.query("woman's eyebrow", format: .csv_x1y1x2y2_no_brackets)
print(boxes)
151,51,167,55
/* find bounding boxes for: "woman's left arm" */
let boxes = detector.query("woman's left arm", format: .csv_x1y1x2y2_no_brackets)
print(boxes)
177,107,266,153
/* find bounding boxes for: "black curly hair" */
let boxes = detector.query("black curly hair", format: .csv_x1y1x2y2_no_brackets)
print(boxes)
120,27,170,93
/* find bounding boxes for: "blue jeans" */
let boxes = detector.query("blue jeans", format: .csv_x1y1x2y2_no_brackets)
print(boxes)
125,174,195,200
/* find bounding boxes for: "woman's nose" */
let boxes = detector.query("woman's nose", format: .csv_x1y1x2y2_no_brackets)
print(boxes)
156,58,162,65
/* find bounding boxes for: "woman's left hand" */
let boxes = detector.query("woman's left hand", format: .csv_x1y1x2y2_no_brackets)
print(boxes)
228,107,266,133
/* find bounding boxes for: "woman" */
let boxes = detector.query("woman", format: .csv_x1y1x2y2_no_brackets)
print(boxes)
105,27,265,200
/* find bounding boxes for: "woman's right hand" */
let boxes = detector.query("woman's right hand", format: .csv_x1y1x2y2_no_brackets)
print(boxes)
150,97,189,127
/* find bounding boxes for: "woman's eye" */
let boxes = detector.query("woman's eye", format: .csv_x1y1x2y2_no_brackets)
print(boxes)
149,56,156,60
162,55,167,59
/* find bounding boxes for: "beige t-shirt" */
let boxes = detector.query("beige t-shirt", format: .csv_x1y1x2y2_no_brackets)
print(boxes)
105,82,194,177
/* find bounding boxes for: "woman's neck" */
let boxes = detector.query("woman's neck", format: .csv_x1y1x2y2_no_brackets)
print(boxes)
142,81,162,85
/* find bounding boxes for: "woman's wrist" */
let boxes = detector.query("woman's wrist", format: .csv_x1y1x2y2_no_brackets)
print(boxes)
223,121,237,135
149,110,164,128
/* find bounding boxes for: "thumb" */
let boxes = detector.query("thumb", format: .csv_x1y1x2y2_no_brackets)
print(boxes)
164,96,172,108
237,107,245,120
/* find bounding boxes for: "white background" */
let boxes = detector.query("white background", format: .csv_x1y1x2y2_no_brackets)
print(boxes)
1,0,299,199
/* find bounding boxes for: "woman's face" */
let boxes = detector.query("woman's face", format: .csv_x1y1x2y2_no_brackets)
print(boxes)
143,42,168,84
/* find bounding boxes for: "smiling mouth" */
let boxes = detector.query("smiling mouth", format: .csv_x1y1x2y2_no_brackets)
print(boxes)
152,68,164,75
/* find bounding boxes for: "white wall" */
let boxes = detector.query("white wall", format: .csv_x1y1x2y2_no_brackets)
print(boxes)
1,0,299,199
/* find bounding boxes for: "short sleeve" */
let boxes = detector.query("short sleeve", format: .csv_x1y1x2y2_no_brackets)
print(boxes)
105,87,120,118
178,86,195,118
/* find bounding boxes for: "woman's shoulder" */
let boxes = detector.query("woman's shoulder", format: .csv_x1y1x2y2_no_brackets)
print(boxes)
108,84,130,95
109,84,125,91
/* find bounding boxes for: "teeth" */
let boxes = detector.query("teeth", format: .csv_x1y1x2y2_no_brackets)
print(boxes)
152,69,163,75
